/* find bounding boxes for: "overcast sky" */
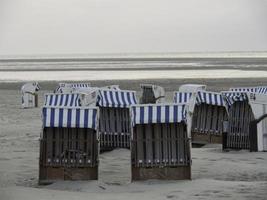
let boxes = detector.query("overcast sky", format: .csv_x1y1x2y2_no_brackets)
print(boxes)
0,0,267,55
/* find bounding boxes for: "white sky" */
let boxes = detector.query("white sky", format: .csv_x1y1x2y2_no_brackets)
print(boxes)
0,0,267,55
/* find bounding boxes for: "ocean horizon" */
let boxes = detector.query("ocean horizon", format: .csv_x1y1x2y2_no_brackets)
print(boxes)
1,51,267,60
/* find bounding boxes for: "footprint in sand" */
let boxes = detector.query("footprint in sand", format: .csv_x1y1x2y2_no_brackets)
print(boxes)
166,194,178,199
0,157,9,161
0,116,9,124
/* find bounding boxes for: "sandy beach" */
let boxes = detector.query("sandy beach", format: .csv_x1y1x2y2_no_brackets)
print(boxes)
1,0,267,198
0,78,267,199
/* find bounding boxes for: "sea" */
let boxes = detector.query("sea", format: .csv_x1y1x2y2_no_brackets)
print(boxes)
0,52,267,82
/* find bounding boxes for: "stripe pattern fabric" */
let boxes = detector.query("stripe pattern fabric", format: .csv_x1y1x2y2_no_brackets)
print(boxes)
44,89,137,108
230,87,257,93
221,92,248,106
173,92,192,103
174,91,224,106
131,104,187,126
55,83,91,93
97,89,137,108
230,86,267,94
256,87,267,94
196,91,224,106
42,107,98,129
71,83,91,88
44,93,81,107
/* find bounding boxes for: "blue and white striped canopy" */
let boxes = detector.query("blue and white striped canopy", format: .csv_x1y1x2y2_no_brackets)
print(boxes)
70,83,91,88
44,89,137,108
173,91,224,106
97,89,137,108
55,83,91,93
44,93,81,107
173,92,192,103
221,92,248,106
230,87,257,93
256,87,267,94
196,91,224,106
230,86,267,95
42,107,98,129
131,104,187,126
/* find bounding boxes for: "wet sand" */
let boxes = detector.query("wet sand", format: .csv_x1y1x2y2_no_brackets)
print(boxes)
1,77,267,92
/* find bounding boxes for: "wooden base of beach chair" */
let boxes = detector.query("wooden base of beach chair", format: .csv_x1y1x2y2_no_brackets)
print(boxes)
192,132,222,144
210,134,222,144
192,132,210,144
39,166,98,184
131,166,191,181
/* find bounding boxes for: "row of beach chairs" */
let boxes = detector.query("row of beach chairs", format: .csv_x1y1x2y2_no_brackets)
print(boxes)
23,82,267,150
20,82,267,182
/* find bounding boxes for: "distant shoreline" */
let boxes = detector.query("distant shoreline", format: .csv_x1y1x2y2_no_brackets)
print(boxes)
1,56,267,71
1,56,267,63
1,55,267,90
1,66,267,72
1,67,267,72
1,51,267,60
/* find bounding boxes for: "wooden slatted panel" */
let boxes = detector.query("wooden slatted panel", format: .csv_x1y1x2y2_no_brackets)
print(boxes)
145,124,153,166
217,107,224,135
40,127,98,168
99,107,131,149
192,104,227,143
170,123,177,165
154,124,161,165
198,105,204,133
136,125,144,167
205,105,212,133
194,105,200,132
212,106,218,134
227,101,254,149
132,123,190,167
210,106,215,134
162,124,168,165
178,123,185,165
78,127,84,166
46,128,53,165
140,87,156,104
